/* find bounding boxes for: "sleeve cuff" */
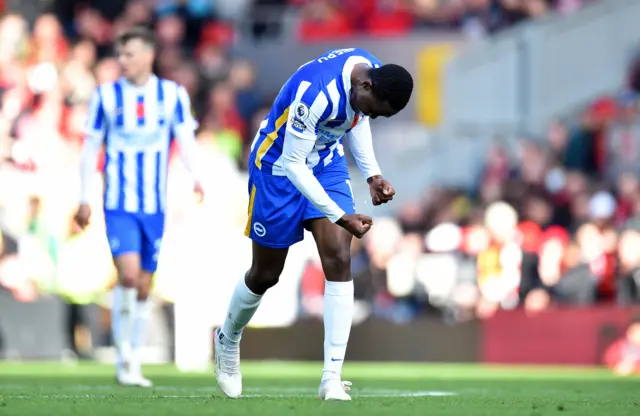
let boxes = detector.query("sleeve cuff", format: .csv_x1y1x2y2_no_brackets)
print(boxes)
327,208,346,224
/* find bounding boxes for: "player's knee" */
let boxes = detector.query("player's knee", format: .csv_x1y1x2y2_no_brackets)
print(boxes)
245,267,281,294
322,245,351,282
119,273,138,288
115,254,142,288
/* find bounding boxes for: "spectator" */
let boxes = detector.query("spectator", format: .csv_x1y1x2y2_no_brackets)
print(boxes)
156,0,215,49
565,98,616,177
159,46,187,78
476,201,521,318
60,42,97,107
0,14,28,65
298,0,354,42
156,14,186,50
168,61,203,115
202,81,246,160
122,0,153,27
197,45,228,84
546,118,570,166
616,226,640,305
228,59,261,132
517,140,548,187
541,226,597,304
94,58,120,84
614,173,639,226
604,315,640,376
606,92,640,183
73,8,111,58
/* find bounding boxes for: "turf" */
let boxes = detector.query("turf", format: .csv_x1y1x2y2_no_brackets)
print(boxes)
0,362,638,415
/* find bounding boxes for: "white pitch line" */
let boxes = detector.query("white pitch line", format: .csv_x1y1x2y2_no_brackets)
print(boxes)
2,387,458,400
4,395,210,399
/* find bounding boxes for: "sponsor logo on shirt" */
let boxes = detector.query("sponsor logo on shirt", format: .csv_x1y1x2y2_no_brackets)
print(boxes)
291,118,306,133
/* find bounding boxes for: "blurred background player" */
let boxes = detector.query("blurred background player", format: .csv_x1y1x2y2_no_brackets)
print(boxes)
74,27,204,387
214,48,413,400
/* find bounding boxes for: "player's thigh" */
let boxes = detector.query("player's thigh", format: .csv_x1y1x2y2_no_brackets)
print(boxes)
139,213,165,274
305,164,355,282
113,253,143,287
245,167,306,249
309,218,352,282
303,162,356,224
105,211,143,285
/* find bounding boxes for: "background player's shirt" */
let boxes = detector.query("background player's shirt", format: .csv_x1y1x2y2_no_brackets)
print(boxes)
250,48,383,176
83,75,198,214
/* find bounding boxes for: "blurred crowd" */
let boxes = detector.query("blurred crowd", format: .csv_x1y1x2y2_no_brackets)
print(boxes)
291,0,600,42
302,86,640,324
0,0,636,333
0,3,266,304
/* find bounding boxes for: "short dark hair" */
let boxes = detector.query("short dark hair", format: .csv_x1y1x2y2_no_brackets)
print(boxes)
368,64,414,112
116,26,156,49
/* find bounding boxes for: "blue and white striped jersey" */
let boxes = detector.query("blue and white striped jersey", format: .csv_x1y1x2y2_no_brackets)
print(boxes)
249,48,382,176
84,75,198,215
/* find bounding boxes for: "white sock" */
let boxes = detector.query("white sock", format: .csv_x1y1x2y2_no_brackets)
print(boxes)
221,277,263,343
322,280,354,382
131,299,152,373
111,285,137,371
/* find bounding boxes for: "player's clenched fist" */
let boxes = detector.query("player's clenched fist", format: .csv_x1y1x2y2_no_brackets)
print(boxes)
368,176,395,206
74,204,92,229
337,213,373,239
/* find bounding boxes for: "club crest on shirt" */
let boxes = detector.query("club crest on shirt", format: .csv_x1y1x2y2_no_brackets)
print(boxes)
253,222,267,237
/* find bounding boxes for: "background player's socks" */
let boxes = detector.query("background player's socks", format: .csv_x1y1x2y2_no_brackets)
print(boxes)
322,280,354,382
221,277,263,343
131,299,152,371
112,285,137,373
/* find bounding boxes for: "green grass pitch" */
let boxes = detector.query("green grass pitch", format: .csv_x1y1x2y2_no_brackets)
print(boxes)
0,362,638,415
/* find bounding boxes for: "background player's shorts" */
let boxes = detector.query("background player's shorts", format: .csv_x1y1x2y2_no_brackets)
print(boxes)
104,210,166,272
245,161,356,249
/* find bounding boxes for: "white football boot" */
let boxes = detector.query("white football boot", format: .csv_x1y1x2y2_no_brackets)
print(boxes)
116,344,152,387
214,328,242,398
128,358,153,388
318,379,352,401
116,369,153,387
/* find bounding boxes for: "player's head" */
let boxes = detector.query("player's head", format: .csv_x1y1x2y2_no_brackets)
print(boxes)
351,64,413,119
116,26,156,81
